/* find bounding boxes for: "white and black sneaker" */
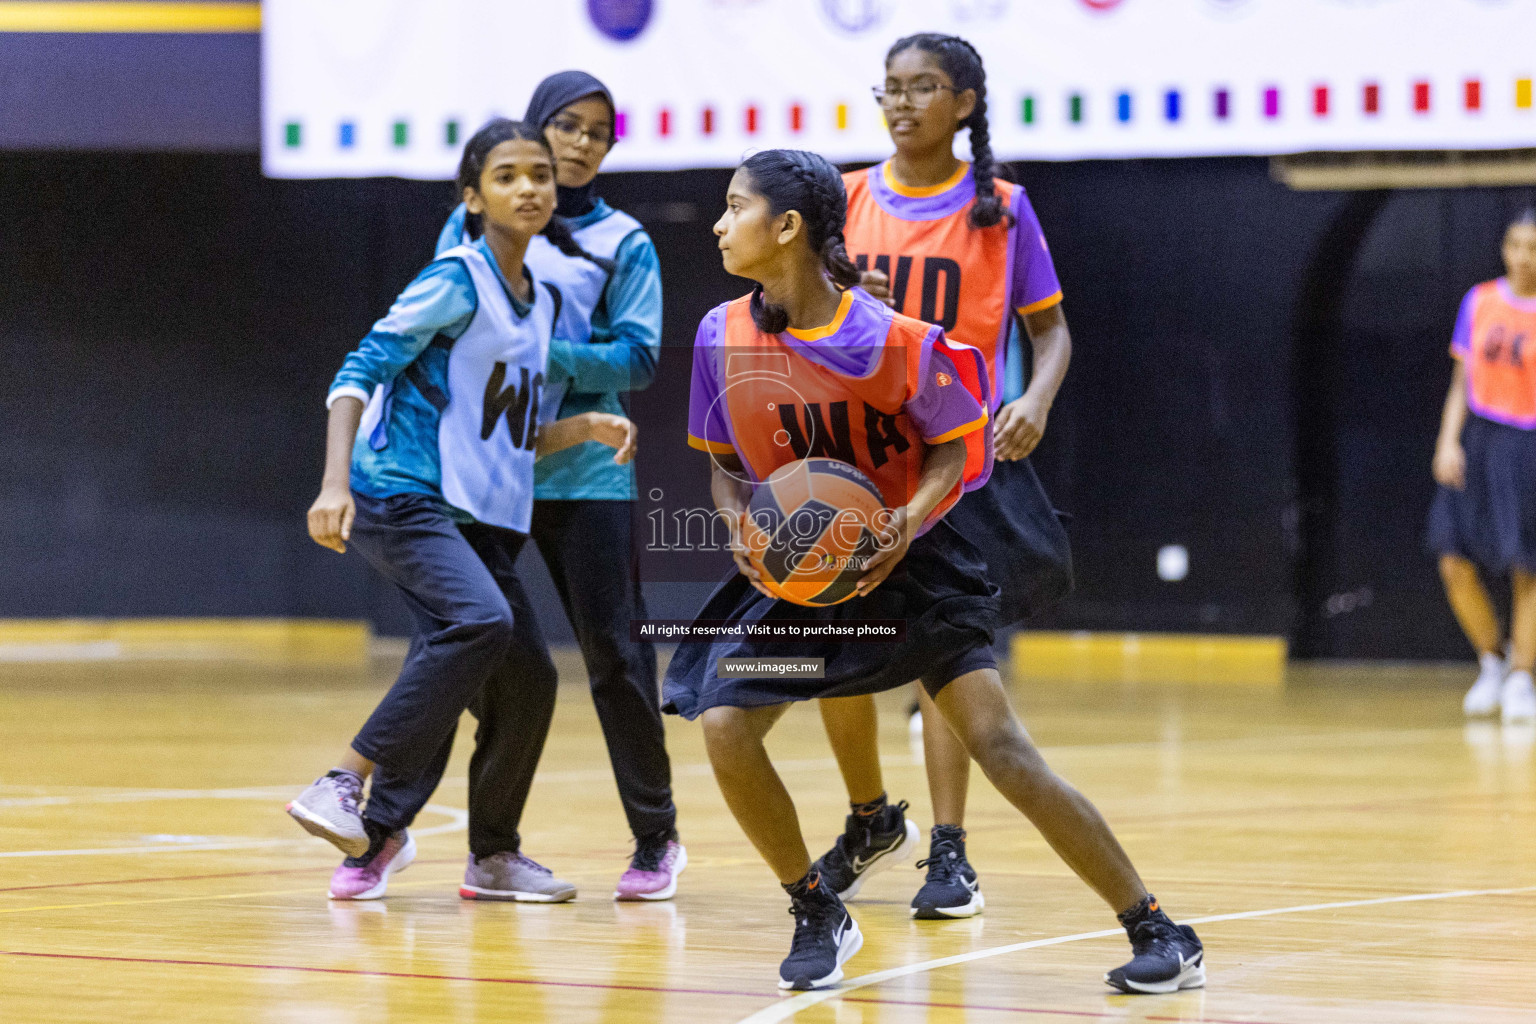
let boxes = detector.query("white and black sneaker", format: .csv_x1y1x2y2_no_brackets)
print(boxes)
778,874,863,991
910,825,984,919
1104,896,1206,994
813,797,920,900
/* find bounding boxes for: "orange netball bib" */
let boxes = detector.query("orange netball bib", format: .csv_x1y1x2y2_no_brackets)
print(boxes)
687,289,991,529
1456,279,1536,430
844,162,1063,406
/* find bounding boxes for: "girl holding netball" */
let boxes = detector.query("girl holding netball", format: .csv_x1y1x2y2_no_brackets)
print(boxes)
287,118,637,903
415,71,684,901
667,148,1203,993
813,32,1074,921
1428,208,1536,723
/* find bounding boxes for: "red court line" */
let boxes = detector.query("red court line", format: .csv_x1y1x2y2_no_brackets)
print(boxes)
0,948,1305,1023
0,858,465,894
0,948,773,1001
0,951,1308,1019
4,791,1467,896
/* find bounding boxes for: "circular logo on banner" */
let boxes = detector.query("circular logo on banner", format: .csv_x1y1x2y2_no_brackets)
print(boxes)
1078,0,1127,11
587,0,654,42
819,0,894,34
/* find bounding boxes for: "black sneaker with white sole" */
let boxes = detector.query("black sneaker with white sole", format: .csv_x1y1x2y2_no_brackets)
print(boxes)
813,798,919,900
1104,897,1205,994
779,878,863,991
910,825,984,919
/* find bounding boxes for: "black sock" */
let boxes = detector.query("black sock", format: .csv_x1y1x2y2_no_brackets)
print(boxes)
637,826,679,846
1117,893,1166,931
850,792,888,818
783,869,824,900
931,823,966,843
345,818,392,866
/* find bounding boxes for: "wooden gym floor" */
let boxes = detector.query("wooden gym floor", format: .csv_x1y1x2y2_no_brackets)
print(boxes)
1,652,1533,1023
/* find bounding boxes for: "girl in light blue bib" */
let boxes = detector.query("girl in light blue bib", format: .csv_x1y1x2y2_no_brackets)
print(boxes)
286,119,634,904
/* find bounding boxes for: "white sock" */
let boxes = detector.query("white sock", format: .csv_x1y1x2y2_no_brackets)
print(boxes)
1505,669,1533,689
1480,652,1505,676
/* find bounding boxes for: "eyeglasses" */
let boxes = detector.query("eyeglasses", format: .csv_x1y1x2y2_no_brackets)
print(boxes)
546,115,614,148
871,82,958,108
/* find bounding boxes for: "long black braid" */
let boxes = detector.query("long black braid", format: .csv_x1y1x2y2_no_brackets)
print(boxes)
887,33,1013,230
455,117,614,271
739,149,862,333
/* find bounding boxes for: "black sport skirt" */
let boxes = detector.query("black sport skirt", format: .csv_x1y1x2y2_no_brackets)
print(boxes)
947,457,1073,627
1426,413,1536,573
661,519,1000,720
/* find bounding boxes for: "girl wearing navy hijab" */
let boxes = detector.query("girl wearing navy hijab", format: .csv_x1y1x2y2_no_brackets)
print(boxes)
370,71,683,902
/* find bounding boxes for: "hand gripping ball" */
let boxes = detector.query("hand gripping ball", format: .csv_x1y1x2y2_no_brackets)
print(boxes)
740,458,892,607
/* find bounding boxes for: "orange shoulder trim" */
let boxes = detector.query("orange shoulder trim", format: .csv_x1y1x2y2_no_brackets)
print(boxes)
926,408,989,445
1017,290,1064,316
688,434,736,454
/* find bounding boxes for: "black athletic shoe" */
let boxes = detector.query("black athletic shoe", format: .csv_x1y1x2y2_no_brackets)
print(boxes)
778,881,863,990
910,825,984,919
1104,901,1205,994
814,799,920,900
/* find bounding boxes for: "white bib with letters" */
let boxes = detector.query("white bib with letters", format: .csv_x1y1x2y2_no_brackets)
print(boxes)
460,208,642,418
436,243,555,533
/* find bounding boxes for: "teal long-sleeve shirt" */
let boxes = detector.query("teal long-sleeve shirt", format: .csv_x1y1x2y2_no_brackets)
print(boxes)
326,238,531,519
436,200,663,501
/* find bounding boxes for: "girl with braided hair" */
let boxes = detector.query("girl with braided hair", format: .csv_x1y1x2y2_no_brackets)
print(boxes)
811,29,1079,926
665,148,1203,994
374,72,687,906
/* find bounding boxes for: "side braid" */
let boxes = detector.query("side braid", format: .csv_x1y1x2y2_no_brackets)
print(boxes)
541,215,615,273
741,149,861,332
748,284,790,334
889,33,1014,231
786,154,862,289
946,36,1011,229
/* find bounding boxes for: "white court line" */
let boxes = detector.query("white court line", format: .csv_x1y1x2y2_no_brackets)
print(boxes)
0,786,295,809
0,726,1451,805
0,793,468,859
530,727,1455,787
737,884,1536,1023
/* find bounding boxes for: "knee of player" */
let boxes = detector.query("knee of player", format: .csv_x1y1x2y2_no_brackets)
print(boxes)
701,706,758,764
462,602,517,657
1439,554,1475,581
969,717,1043,780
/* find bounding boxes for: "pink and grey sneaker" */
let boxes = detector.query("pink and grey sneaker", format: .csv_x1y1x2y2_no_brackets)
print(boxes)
460,851,577,903
286,770,369,858
615,834,687,902
329,828,416,900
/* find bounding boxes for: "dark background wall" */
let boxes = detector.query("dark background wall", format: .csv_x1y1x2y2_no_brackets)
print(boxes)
0,149,1530,657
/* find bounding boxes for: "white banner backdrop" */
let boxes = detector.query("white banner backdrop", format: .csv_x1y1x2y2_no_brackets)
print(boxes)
262,0,1536,179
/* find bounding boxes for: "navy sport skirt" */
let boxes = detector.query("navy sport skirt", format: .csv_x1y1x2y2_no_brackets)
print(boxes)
661,519,1000,720
947,457,1072,627
1427,413,1536,574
